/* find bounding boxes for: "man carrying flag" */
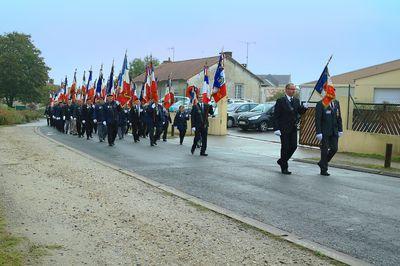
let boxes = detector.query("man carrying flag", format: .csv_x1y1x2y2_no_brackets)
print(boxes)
314,63,343,176
212,53,227,103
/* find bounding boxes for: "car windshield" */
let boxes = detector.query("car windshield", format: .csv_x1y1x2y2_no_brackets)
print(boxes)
250,103,274,113
227,103,241,112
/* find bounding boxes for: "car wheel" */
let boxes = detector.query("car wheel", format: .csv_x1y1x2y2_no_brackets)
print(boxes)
227,117,234,128
259,121,268,132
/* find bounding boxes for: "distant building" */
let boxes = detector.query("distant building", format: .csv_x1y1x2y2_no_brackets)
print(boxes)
257,74,292,100
132,52,266,103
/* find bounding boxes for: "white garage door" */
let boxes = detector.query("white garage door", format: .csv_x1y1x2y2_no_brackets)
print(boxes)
374,88,400,103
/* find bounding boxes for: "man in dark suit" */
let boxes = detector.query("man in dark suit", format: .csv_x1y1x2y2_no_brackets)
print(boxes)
273,83,308,174
104,94,121,146
129,99,142,143
315,99,343,176
191,98,214,156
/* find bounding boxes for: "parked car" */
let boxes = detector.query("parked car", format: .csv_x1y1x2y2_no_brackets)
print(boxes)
227,98,253,104
237,103,275,132
169,96,190,112
227,102,258,128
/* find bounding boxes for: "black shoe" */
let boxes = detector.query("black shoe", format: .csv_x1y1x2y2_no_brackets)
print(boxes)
281,169,292,175
87,137,89,140
191,147,195,154
151,143,154,146
320,171,330,176
179,143,183,145
163,139,167,142
200,153,208,156
153,142,157,146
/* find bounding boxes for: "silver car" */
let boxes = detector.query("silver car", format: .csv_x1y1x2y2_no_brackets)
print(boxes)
227,102,258,128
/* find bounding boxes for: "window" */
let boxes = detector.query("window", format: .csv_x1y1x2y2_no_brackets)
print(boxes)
237,104,249,112
234,84,244,99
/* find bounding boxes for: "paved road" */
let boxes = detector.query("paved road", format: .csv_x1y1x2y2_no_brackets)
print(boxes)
40,125,400,265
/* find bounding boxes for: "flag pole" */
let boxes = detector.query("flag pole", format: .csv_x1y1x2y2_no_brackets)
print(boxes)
306,54,333,103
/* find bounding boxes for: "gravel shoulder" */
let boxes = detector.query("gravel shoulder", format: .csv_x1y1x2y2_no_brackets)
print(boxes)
0,125,336,265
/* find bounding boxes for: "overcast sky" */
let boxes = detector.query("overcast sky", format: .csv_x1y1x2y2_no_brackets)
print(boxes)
1,0,399,85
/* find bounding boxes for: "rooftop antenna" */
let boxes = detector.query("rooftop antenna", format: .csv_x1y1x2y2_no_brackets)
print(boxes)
241,41,256,67
168,47,175,61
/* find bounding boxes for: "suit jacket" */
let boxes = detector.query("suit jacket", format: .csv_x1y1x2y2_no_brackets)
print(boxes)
173,110,189,131
273,96,307,134
191,103,214,129
129,105,142,125
93,103,106,122
104,101,121,124
315,100,343,137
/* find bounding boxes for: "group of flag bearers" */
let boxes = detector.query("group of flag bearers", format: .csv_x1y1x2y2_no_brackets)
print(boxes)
46,52,341,175
46,52,227,155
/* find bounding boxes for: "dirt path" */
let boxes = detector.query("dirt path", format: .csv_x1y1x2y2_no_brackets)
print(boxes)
0,125,334,265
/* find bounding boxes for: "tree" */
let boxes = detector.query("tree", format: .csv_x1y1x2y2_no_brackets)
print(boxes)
267,89,299,102
128,56,160,80
0,32,50,107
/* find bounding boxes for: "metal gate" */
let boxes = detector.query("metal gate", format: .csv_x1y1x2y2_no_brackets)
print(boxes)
299,107,319,147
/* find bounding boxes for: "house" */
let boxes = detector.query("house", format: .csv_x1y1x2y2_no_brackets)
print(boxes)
257,74,291,100
132,52,266,103
299,59,400,156
300,59,400,104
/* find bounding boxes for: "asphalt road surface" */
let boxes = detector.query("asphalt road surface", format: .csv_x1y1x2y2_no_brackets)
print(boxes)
40,125,400,265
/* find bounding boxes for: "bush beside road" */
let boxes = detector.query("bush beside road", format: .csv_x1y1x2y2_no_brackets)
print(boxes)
0,105,42,125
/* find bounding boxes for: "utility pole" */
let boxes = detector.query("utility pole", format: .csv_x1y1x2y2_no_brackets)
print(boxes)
241,41,256,67
168,47,175,61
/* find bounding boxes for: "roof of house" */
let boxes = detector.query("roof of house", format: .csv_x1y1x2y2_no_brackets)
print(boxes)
132,52,265,84
257,74,291,86
301,59,400,86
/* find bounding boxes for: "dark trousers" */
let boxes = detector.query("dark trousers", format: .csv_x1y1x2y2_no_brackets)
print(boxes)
132,122,140,141
140,122,147,138
278,129,297,170
179,129,186,144
93,122,97,134
162,121,169,141
84,121,93,139
149,126,156,145
192,127,208,154
46,118,50,126
107,122,118,145
77,120,82,137
319,135,338,172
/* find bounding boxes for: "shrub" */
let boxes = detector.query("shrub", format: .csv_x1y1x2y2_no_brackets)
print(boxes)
0,106,42,125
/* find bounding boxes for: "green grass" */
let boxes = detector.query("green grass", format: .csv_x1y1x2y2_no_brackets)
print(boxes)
0,209,62,265
341,152,400,163
0,105,42,125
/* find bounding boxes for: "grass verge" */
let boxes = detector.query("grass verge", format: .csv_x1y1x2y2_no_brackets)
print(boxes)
0,105,42,125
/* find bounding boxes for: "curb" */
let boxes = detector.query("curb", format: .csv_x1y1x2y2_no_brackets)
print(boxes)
35,126,371,266
293,158,400,179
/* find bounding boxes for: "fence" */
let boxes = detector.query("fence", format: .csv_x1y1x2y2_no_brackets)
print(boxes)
352,103,400,135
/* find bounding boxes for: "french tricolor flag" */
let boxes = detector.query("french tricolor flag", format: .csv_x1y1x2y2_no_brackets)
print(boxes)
212,53,227,103
202,66,211,104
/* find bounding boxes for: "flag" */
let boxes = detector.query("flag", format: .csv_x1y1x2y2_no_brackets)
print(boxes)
62,76,68,102
139,82,147,104
314,66,336,107
86,68,94,102
163,75,174,109
117,52,132,107
186,85,199,103
202,66,211,104
145,66,151,102
95,65,103,99
70,69,77,101
212,53,227,103
150,62,158,102
80,71,86,101
131,82,138,102
106,62,114,98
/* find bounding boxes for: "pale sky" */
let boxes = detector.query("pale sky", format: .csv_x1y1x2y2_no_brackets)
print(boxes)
1,0,399,85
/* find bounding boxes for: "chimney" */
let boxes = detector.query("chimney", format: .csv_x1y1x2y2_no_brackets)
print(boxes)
163,57,172,64
242,63,247,68
223,51,232,58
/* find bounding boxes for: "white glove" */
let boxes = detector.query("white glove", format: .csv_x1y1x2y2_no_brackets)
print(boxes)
338,132,343,138
151,103,155,108
116,100,120,105
129,122,132,125
70,116,73,119
103,121,107,126
63,116,65,120
93,119,97,123
52,115,55,119
82,120,86,124
274,130,281,136
316,133,323,141
124,110,128,113
303,102,309,108
73,117,76,120
192,127,196,132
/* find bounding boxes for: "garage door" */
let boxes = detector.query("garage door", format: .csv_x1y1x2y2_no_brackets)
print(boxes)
374,88,400,103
